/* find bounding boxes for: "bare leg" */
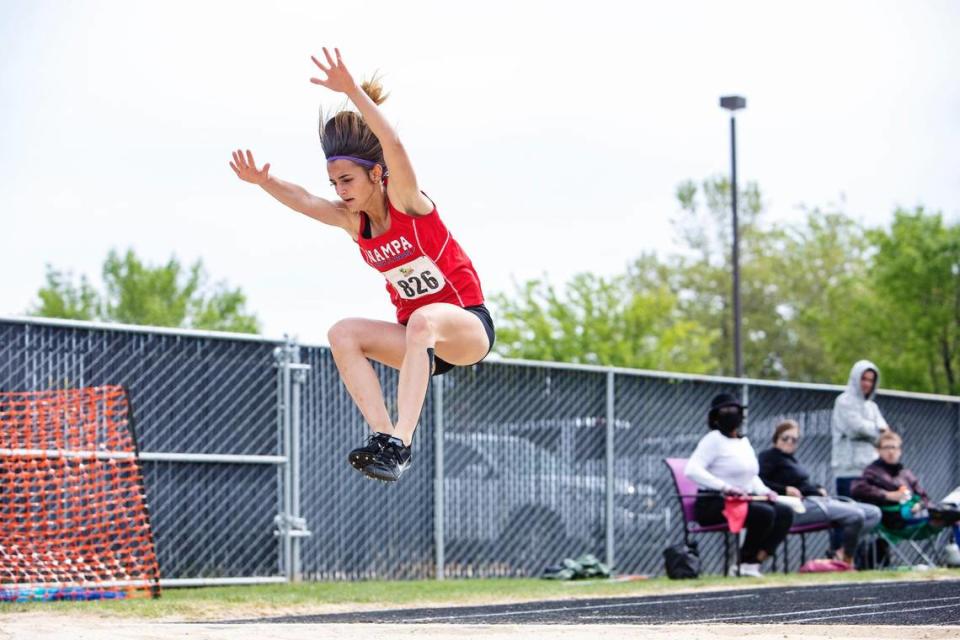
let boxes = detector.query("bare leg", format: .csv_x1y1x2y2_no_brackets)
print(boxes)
394,304,490,445
327,318,406,435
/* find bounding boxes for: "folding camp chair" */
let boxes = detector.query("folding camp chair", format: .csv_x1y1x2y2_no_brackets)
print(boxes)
873,506,950,567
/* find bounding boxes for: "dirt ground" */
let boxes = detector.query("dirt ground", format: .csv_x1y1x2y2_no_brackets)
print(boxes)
0,617,958,640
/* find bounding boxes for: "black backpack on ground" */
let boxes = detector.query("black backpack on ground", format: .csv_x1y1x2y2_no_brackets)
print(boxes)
664,541,700,579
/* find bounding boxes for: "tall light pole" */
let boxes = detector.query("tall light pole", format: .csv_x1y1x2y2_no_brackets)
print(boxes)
720,95,746,378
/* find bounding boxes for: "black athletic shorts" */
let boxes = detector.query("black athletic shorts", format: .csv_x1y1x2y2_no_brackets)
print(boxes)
401,304,495,377
434,304,495,376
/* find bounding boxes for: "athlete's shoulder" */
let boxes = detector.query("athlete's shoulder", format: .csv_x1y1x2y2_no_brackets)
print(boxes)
386,183,436,218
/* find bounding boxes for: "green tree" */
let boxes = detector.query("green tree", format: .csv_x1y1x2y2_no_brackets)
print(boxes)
665,177,873,382
862,208,960,394
31,249,261,333
666,176,769,377
771,207,873,383
494,175,879,383
491,174,954,393
34,270,101,321
492,270,718,373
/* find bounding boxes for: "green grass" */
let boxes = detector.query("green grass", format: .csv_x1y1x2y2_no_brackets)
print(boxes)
0,569,956,620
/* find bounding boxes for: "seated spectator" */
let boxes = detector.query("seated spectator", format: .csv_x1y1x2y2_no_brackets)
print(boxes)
759,419,880,567
852,431,960,565
685,393,794,577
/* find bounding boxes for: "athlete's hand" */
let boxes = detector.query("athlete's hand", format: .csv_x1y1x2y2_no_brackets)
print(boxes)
309,47,357,94
230,149,271,186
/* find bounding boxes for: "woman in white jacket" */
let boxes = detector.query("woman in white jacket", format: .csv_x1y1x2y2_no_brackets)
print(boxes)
685,393,794,577
831,360,888,497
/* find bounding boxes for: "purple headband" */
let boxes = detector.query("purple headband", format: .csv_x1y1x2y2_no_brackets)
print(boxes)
326,155,378,169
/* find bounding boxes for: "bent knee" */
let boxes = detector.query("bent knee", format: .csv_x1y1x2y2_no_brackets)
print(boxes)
405,311,437,345
328,319,362,349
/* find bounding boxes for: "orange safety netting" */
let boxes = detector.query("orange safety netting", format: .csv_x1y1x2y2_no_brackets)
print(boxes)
0,386,160,601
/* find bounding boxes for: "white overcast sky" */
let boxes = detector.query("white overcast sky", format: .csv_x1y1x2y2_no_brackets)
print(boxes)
2,0,959,344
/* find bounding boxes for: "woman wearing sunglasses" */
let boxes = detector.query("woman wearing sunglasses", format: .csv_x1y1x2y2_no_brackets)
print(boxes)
759,419,881,567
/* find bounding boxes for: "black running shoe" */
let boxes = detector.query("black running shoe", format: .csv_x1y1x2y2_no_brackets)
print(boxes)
348,432,391,473
364,437,412,482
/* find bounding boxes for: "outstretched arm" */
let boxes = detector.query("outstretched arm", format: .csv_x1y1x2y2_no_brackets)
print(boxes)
230,149,354,234
310,48,433,216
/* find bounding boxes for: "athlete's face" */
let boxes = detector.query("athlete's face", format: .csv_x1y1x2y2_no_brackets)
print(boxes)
328,160,381,212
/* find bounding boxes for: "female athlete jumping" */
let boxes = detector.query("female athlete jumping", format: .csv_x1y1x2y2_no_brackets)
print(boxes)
229,48,494,482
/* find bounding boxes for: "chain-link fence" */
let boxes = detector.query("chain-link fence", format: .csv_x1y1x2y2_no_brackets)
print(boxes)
2,316,958,583
296,345,437,580
0,318,288,586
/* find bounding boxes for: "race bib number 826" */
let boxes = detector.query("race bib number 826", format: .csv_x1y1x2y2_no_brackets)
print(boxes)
383,256,446,300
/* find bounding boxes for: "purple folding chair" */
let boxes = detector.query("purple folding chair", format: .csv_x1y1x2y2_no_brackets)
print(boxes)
663,457,739,576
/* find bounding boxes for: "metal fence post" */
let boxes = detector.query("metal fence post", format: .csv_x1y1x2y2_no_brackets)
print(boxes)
273,338,311,582
433,376,445,580
741,382,750,434
290,343,309,582
605,369,615,569
739,381,750,555
274,342,293,581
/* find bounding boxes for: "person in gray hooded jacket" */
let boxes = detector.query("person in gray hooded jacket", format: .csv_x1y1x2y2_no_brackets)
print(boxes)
831,360,889,498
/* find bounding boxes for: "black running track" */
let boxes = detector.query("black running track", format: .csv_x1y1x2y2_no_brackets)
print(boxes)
233,579,960,626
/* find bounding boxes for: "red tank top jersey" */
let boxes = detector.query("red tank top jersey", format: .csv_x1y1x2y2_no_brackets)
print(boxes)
357,196,485,325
